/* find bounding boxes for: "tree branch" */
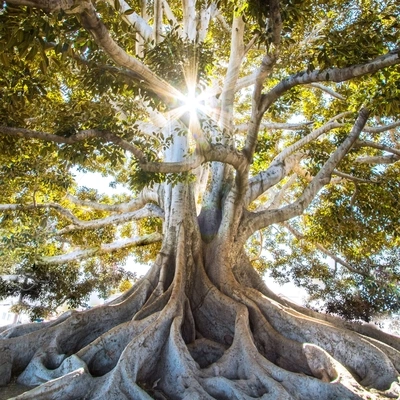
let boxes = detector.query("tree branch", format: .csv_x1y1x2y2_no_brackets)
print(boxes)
264,174,297,211
246,116,345,205
162,0,178,27
37,233,163,265
182,0,197,41
245,153,302,206
0,203,78,221
240,0,283,162
55,203,163,235
267,0,283,49
218,15,246,132
0,201,163,234
240,108,370,240
236,121,313,134
153,0,163,44
142,143,247,173
0,126,147,163
355,140,400,157
309,83,346,100
66,187,158,213
0,123,247,175
332,170,379,184
198,3,218,43
215,9,230,33
355,154,400,164
260,49,400,113
7,0,182,103
104,0,153,42
363,120,400,133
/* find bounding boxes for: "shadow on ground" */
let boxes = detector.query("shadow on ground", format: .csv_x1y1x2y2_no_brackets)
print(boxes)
0,382,32,400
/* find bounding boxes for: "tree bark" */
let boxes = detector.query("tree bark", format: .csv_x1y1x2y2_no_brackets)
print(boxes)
1,182,399,399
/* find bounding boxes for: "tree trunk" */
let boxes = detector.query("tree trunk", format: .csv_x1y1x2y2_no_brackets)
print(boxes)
0,185,399,400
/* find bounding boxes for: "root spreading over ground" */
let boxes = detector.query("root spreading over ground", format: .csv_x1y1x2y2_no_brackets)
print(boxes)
0,226,399,400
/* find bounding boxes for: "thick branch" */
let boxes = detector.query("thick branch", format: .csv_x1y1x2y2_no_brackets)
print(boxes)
56,203,164,235
38,233,162,265
244,55,281,161
219,15,246,131
249,0,283,113
262,173,297,210
273,120,343,164
0,202,163,234
142,143,247,173
234,72,258,92
215,9,230,32
198,3,217,43
267,0,282,48
182,0,197,41
246,117,345,204
77,1,181,102
245,153,302,206
0,203,78,221
261,49,400,113
240,108,369,240
162,0,178,27
7,0,181,103
104,0,153,42
153,0,162,44
0,126,147,163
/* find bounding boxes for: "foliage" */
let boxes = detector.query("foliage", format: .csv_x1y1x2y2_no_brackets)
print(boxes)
0,0,399,324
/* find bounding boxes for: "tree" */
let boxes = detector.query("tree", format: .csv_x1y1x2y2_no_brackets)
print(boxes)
0,0,400,398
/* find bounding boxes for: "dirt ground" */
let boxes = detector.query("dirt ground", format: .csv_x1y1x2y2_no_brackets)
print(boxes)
0,383,31,400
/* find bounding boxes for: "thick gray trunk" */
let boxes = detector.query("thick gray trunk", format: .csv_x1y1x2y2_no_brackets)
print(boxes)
0,187,399,399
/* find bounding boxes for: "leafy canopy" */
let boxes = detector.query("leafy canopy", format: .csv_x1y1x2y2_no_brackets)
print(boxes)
0,0,399,321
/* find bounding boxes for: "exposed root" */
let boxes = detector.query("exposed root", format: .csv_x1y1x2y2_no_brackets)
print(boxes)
1,236,399,400
0,274,155,386
11,368,95,400
246,288,398,390
234,251,400,353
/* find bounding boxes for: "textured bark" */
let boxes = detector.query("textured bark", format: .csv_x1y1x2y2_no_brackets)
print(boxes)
1,186,399,400
1,2,400,399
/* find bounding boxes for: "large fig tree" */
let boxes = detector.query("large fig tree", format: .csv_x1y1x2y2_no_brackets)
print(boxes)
1,0,400,398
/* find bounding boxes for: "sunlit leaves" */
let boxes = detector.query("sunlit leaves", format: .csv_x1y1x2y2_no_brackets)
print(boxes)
0,0,399,324
144,29,214,93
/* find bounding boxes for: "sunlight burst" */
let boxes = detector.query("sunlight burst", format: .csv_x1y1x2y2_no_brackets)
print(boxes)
184,91,202,117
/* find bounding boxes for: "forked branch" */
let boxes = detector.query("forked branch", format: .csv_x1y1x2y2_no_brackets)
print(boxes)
246,115,346,205
239,108,370,240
